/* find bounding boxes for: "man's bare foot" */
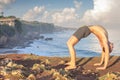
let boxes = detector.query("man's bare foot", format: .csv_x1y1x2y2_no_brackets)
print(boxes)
65,62,71,65
96,67,106,70
65,65,76,70
94,63,102,66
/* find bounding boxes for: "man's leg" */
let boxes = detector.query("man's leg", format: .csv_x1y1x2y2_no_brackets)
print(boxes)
65,36,79,70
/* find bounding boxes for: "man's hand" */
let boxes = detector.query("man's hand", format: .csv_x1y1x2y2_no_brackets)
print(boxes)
96,66,106,70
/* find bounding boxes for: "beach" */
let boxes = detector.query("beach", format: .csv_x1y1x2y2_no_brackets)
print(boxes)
0,53,120,80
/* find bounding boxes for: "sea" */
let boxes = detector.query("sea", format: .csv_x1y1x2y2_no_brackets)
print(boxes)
1,28,120,57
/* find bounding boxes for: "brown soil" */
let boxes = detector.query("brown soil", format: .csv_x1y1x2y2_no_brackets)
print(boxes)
0,53,120,80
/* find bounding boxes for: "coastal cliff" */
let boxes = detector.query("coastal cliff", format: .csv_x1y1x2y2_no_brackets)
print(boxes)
0,18,56,48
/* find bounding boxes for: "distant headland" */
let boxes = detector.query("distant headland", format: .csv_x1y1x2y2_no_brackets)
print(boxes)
0,14,64,48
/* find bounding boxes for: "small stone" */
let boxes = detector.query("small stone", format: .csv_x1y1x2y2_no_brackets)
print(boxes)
92,72,95,75
27,74,36,80
82,71,86,74
32,64,40,70
87,69,92,72
7,62,13,67
11,70,22,75
45,59,50,65
59,60,65,64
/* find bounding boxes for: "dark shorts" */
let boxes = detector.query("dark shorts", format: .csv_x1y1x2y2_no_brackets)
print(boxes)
73,26,91,40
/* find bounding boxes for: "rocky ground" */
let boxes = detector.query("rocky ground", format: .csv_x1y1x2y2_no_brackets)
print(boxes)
0,54,120,80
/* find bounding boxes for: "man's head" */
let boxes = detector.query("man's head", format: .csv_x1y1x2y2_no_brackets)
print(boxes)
109,42,114,53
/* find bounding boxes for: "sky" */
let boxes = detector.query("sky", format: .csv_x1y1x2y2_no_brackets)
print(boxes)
0,0,120,29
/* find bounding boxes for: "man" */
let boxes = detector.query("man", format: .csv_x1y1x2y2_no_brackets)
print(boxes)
66,25,113,70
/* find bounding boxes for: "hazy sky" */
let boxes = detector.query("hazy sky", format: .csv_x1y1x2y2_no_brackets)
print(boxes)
0,0,120,29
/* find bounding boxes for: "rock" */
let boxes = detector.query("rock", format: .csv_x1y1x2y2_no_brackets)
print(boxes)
87,70,92,72
39,35,44,39
55,76,60,80
4,73,24,80
45,38,53,41
11,70,22,75
0,70,7,76
7,62,14,67
45,59,51,65
32,64,40,70
99,72,118,80
0,58,12,66
59,60,65,64
82,71,86,74
53,71,68,80
31,63,45,73
50,69,56,74
16,64,24,69
53,71,60,77
27,74,36,80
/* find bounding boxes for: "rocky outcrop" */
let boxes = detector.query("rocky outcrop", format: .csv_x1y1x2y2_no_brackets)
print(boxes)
0,20,57,48
0,36,8,47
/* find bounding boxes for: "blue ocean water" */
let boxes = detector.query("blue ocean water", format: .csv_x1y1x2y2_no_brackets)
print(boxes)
13,29,120,57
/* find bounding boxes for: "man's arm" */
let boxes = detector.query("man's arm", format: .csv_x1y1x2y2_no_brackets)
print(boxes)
94,51,105,66
96,41,109,70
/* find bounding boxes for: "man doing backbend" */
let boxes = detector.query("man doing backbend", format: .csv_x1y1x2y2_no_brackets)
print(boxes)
66,25,113,70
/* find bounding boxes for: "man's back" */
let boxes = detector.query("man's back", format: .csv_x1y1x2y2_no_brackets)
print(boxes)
89,25,108,44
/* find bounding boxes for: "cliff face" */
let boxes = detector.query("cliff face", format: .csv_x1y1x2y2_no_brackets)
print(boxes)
0,36,8,47
0,20,56,48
